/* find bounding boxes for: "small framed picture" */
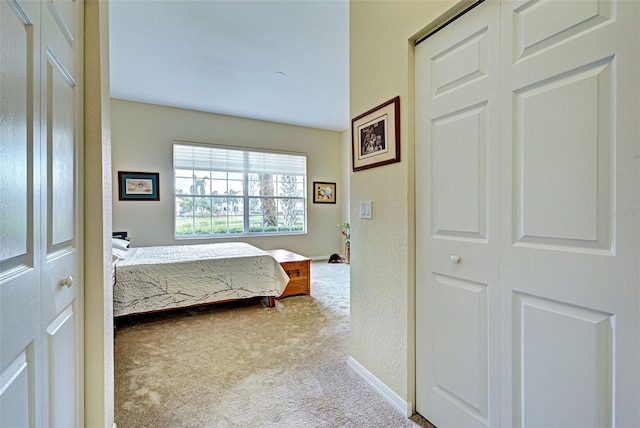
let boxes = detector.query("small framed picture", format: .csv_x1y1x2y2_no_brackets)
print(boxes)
118,171,160,201
351,96,400,172
313,182,336,204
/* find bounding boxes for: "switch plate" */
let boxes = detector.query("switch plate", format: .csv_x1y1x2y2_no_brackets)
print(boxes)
360,201,372,219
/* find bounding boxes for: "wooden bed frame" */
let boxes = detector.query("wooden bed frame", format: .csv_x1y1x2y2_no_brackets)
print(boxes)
112,246,311,318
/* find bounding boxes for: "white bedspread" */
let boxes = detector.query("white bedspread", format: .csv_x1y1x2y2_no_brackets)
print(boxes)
113,242,289,317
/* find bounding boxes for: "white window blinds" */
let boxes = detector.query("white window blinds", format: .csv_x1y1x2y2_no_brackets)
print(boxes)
173,141,306,176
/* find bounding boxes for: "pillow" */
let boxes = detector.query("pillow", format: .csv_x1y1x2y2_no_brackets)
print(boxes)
112,238,130,250
112,248,129,260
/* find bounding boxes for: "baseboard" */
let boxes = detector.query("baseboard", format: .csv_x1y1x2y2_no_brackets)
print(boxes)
347,356,413,418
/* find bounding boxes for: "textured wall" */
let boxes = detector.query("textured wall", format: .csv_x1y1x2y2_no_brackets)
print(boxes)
84,1,114,426
111,99,344,258
349,0,457,409
340,130,351,227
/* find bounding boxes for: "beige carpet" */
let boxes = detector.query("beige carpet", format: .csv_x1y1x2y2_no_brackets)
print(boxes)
114,261,436,428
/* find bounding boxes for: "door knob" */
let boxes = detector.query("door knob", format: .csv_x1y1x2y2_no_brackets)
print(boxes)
60,276,74,288
450,254,461,264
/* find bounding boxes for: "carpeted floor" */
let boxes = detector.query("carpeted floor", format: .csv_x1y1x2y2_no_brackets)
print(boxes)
114,261,436,428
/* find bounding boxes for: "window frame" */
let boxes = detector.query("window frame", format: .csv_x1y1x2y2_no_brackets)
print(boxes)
173,141,307,239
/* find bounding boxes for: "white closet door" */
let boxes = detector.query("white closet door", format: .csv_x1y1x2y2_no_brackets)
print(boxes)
40,1,83,425
499,0,639,426
416,0,639,426
1,0,83,426
1,1,43,426
415,1,501,427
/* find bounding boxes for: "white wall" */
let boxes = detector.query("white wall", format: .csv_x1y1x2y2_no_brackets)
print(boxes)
341,129,351,225
349,0,458,411
111,99,344,259
84,1,114,426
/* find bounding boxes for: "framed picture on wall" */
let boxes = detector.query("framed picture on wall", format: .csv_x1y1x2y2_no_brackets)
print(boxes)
118,171,160,201
313,182,336,204
351,96,400,172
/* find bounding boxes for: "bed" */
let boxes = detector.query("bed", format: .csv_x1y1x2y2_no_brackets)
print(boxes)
112,241,290,317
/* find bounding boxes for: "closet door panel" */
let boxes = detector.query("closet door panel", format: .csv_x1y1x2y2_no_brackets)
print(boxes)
415,2,501,427
416,1,639,427
500,1,639,426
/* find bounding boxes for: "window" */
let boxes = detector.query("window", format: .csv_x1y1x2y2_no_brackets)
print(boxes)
173,142,307,238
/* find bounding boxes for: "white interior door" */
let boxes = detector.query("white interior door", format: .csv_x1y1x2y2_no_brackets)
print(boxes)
1,0,83,426
1,2,43,425
416,0,640,428
415,1,501,427
499,0,639,426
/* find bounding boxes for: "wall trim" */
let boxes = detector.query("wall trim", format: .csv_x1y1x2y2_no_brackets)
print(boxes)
414,0,483,45
347,356,413,418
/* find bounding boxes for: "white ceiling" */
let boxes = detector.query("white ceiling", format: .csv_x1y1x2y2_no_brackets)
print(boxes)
109,0,350,132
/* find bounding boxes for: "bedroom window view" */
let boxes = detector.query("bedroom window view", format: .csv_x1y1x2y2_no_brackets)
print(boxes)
173,142,307,237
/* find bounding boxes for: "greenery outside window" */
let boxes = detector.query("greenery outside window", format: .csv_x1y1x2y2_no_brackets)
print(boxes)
174,142,307,238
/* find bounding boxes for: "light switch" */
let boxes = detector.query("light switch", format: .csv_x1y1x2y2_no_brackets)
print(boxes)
360,201,372,219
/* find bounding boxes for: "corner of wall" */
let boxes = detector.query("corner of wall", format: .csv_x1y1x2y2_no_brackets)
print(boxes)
347,356,413,418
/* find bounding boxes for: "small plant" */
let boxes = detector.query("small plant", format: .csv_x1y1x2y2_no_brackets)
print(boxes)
338,222,350,244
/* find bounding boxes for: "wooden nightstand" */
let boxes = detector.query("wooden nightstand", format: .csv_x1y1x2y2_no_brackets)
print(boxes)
267,249,311,299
